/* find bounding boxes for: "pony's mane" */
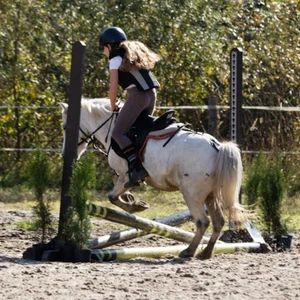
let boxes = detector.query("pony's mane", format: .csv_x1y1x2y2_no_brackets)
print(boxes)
81,97,124,110
82,97,110,108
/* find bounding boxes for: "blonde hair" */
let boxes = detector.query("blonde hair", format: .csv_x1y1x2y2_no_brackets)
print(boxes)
119,41,161,72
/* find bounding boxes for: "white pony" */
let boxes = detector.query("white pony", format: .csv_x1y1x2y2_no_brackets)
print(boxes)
60,98,248,259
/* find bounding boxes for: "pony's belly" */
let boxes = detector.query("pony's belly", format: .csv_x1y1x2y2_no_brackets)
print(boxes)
144,174,180,191
145,177,179,191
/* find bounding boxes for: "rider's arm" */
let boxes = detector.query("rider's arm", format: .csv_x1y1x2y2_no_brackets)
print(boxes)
109,69,119,111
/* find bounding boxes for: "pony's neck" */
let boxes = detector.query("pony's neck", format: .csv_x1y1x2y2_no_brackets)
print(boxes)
88,101,115,151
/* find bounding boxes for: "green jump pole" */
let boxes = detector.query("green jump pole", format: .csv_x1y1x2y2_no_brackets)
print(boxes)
87,203,196,244
92,242,261,261
88,210,195,249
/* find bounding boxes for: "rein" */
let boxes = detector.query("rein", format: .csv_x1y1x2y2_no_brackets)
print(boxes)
78,112,116,155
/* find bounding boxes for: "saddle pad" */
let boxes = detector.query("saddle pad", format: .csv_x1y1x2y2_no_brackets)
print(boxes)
147,123,185,136
138,123,184,162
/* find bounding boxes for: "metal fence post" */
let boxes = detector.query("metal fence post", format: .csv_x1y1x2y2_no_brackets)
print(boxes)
230,48,243,205
230,48,243,147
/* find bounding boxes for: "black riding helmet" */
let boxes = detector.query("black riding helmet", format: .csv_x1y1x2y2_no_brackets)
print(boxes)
99,27,127,48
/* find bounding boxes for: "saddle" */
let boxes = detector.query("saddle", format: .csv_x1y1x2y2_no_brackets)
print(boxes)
111,110,177,160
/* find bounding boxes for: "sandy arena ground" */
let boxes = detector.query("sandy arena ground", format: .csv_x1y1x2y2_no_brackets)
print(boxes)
0,209,299,300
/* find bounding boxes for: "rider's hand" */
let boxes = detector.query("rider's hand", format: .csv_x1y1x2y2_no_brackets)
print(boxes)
111,104,119,112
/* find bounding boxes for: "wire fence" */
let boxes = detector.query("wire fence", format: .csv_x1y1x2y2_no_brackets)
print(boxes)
1,104,299,155
1,105,300,111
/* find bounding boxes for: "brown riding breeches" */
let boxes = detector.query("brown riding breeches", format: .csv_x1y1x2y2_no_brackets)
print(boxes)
111,87,157,149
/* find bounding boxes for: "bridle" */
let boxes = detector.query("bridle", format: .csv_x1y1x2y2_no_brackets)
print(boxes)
76,112,116,155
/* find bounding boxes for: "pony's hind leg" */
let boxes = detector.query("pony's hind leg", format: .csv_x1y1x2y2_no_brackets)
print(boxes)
196,193,225,260
179,190,210,258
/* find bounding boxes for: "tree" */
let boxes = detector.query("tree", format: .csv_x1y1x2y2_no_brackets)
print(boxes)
0,0,299,193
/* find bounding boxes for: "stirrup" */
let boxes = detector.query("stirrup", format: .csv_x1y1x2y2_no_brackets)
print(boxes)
124,180,140,188
124,169,141,188
124,168,148,188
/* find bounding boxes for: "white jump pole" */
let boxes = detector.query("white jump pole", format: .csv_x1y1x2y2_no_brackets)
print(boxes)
92,242,261,261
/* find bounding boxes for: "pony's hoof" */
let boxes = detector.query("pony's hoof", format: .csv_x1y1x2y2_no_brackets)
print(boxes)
179,249,193,258
120,192,135,204
120,200,150,213
196,251,212,260
130,201,150,213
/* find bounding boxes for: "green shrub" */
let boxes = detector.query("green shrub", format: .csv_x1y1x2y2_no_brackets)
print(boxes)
244,152,288,236
27,149,53,244
244,152,265,207
259,154,287,237
62,153,96,249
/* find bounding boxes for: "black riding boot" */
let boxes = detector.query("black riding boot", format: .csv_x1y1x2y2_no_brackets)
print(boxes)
122,144,149,188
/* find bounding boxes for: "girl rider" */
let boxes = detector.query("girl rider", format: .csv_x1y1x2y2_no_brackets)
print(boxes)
99,26,161,188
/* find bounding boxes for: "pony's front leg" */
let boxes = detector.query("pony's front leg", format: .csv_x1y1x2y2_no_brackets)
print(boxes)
108,174,150,213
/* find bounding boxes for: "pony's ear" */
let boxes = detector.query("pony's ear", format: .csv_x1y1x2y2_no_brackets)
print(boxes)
59,102,68,112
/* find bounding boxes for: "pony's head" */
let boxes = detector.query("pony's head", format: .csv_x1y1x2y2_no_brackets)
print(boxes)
59,98,115,160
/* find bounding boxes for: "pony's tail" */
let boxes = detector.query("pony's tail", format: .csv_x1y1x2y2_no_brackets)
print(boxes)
214,141,248,226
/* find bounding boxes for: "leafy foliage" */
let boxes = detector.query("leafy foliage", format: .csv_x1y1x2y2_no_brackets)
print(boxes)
0,0,299,192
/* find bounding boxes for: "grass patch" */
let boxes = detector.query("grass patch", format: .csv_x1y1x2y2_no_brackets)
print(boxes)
282,191,300,231
14,220,37,231
1,186,300,233
0,188,61,211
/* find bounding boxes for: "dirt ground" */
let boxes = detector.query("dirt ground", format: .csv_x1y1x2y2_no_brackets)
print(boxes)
0,209,299,300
